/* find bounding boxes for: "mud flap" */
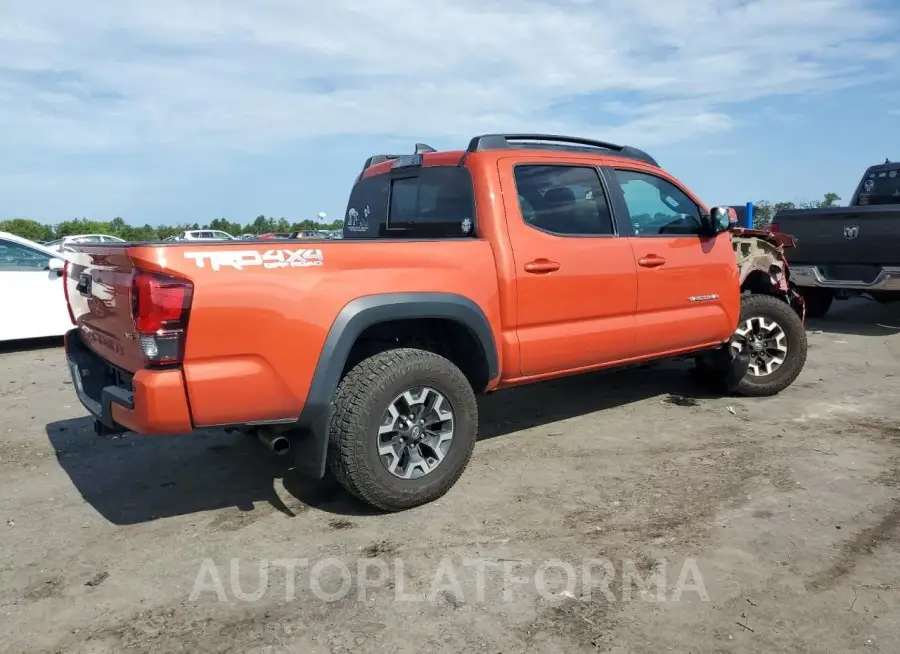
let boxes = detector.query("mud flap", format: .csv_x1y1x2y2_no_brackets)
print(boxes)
723,350,751,392
705,346,751,393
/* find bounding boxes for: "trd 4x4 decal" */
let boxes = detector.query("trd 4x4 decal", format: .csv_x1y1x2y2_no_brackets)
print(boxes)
183,248,324,271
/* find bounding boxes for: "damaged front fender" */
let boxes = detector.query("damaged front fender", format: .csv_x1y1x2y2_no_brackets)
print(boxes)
729,227,806,322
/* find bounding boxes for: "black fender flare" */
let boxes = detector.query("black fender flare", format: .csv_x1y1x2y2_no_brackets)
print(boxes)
291,292,499,478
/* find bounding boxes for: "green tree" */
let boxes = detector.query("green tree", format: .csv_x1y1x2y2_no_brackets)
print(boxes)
209,217,244,235
750,192,842,229
250,215,276,234
0,218,53,242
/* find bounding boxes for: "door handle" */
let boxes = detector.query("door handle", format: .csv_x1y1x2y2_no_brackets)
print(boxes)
638,255,666,268
524,259,560,274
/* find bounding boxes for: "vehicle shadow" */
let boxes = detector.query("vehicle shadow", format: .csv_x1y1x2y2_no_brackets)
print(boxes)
476,360,709,441
0,336,64,355
806,297,900,337
45,417,374,524
47,361,711,522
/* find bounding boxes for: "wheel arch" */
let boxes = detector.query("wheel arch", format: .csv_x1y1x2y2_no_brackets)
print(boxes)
291,292,499,478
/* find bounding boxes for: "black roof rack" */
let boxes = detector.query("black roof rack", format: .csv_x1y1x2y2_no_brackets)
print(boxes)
465,133,658,167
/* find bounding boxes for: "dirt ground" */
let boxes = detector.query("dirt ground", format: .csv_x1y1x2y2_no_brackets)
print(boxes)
1,298,899,653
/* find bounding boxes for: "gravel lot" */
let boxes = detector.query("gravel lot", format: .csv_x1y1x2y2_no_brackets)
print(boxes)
1,298,899,653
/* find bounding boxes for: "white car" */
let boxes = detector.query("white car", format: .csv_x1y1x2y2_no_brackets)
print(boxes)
0,232,73,342
44,234,125,253
170,230,235,241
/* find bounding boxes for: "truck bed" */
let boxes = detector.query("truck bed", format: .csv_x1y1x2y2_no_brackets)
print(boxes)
775,204,900,283
63,238,502,428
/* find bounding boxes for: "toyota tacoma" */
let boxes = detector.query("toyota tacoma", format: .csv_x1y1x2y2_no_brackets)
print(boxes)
62,133,808,512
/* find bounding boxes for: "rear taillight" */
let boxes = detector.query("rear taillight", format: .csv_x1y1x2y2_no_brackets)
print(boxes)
768,222,780,233
62,260,76,325
130,270,193,366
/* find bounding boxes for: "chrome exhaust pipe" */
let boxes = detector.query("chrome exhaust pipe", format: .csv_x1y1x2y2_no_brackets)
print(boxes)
257,429,291,455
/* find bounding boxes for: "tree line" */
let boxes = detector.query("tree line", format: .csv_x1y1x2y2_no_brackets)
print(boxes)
0,215,345,243
745,192,841,229
0,192,841,242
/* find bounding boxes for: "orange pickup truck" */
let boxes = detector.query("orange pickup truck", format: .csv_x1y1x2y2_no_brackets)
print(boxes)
63,134,807,512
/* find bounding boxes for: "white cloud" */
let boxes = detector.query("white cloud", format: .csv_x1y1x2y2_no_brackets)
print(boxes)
0,0,897,159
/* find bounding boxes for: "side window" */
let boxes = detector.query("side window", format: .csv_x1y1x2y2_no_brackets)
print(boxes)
512,165,614,236
0,240,51,271
612,169,702,236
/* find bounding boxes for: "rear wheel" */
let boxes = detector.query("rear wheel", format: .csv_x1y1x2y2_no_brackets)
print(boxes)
730,294,808,397
798,287,833,319
326,348,478,512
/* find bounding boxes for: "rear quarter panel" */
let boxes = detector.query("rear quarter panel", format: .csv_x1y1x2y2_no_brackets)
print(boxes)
130,240,502,427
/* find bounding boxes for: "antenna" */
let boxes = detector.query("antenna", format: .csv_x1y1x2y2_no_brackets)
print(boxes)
415,143,437,154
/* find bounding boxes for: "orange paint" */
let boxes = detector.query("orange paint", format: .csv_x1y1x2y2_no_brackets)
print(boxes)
65,144,741,434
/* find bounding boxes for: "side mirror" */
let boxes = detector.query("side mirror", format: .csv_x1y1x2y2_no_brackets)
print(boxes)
703,206,735,234
47,258,65,275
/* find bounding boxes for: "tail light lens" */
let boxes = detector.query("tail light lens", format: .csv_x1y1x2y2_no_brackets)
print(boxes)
768,222,780,233
131,270,193,366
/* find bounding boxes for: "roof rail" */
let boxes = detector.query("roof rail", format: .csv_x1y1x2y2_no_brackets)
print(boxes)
465,133,658,166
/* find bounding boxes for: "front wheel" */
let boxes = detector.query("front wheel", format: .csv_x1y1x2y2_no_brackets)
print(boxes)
326,348,479,512
729,294,808,397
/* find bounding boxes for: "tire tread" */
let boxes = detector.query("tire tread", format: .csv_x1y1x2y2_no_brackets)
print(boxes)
735,294,808,397
326,348,478,512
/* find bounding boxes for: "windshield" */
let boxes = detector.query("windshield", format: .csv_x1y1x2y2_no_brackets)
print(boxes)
857,168,900,206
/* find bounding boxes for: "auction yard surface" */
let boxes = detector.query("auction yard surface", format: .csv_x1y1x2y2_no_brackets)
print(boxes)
1,299,899,653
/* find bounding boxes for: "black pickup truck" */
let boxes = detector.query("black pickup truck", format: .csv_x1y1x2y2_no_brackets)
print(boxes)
771,160,900,317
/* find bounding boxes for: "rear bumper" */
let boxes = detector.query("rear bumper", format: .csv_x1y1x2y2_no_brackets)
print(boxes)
790,265,900,291
64,328,193,434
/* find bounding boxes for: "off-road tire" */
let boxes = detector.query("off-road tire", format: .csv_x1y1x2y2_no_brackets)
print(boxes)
326,348,478,512
733,294,808,397
799,287,833,319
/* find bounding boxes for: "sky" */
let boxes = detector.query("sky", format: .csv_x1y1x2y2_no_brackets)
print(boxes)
1,0,898,227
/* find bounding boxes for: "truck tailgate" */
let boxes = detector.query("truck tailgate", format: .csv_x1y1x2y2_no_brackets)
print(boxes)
777,205,900,268
64,246,146,372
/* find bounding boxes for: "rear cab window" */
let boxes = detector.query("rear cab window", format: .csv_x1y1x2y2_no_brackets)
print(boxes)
856,167,900,206
343,165,476,239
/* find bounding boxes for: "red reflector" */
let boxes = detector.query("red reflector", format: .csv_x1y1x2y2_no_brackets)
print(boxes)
131,270,193,334
768,222,780,233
